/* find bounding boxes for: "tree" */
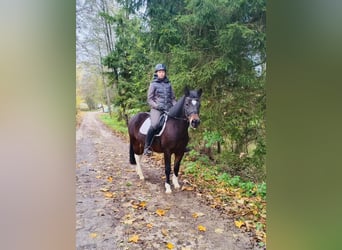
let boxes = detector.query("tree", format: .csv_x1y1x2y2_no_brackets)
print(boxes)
77,0,266,181
76,0,117,116
101,7,151,123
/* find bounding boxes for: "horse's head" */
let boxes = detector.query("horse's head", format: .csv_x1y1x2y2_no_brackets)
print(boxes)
184,87,202,129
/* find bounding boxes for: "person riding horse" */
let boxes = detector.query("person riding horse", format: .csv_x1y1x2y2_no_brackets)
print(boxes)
129,85,202,193
144,64,177,156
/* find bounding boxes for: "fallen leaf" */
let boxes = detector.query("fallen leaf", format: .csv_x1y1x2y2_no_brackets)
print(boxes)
104,192,114,198
235,191,242,199
181,186,194,191
245,220,254,231
161,228,168,236
89,233,97,238
192,212,205,218
100,188,109,192
146,223,153,228
107,176,113,182
237,198,245,205
215,188,227,193
95,175,102,179
123,218,135,225
128,234,139,243
124,214,132,219
234,220,245,228
215,228,224,234
156,209,166,216
139,201,147,208
166,242,174,249
197,225,206,232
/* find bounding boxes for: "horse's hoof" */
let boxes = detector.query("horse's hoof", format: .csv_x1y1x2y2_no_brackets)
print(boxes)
165,183,172,194
172,175,180,189
174,182,180,189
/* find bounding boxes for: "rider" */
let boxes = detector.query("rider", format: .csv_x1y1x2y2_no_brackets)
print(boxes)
143,63,177,156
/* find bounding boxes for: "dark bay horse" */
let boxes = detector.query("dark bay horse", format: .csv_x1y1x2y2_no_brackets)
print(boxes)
128,88,202,193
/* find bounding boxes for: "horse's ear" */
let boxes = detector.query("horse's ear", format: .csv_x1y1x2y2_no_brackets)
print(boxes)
184,86,190,97
197,88,202,98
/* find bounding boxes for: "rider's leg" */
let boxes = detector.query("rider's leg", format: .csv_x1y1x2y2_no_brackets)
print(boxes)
143,109,161,155
143,127,156,155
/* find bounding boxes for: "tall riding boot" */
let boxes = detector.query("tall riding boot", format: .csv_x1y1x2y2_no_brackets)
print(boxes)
143,127,156,156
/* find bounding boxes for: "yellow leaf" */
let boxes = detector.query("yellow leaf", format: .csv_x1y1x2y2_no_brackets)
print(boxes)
197,225,206,231
156,209,166,216
104,192,114,198
139,201,147,208
128,234,139,243
146,223,153,228
95,175,102,179
166,242,174,249
234,220,244,228
100,188,109,192
107,176,113,182
89,233,97,238
192,212,205,218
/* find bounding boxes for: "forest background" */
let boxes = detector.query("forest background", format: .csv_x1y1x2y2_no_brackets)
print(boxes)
76,0,266,185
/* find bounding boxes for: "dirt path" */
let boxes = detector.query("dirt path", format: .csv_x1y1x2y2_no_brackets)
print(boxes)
76,111,260,250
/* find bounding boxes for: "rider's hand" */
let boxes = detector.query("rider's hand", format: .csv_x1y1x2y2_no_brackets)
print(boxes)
157,104,165,112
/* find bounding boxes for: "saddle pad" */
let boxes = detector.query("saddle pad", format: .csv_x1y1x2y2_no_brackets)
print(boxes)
139,118,151,135
139,116,168,136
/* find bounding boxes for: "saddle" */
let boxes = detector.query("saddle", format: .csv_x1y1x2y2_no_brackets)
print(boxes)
139,113,168,136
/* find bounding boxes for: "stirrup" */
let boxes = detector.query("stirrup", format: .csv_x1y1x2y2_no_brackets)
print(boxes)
143,147,152,156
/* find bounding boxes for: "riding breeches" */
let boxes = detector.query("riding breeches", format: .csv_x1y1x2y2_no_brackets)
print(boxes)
150,108,162,129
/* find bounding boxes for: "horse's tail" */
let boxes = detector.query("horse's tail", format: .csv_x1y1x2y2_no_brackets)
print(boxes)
129,142,136,165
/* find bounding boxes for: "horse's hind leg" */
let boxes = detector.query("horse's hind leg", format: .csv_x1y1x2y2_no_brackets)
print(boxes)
134,154,144,180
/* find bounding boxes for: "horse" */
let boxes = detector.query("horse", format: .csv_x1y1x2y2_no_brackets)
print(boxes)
128,87,202,193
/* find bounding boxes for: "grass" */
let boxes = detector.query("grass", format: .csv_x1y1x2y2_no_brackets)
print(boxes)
98,113,128,139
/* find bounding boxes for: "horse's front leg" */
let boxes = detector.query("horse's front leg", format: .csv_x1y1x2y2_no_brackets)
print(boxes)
164,151,172,194
173,152,184,189
134,154,144,180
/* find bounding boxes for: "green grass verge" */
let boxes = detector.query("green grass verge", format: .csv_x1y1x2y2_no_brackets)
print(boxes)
183,149,266,199
98,113,128,138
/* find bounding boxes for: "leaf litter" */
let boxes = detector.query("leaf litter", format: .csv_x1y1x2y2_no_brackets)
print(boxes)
77,112,263,250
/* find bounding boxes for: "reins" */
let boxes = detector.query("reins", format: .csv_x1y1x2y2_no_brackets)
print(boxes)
164,111,188,121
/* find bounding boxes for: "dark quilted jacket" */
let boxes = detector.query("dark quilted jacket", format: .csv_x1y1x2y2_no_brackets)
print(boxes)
147,74,176,111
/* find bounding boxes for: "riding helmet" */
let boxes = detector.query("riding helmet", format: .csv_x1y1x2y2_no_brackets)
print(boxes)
155,63,167,72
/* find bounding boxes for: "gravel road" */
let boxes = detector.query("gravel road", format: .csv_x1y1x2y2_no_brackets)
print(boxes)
76,111,260,250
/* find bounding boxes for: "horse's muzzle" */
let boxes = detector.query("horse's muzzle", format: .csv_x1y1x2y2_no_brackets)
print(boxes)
189,114,200,129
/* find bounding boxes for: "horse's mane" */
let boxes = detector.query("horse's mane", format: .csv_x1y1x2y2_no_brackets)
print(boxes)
168,95,185,118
